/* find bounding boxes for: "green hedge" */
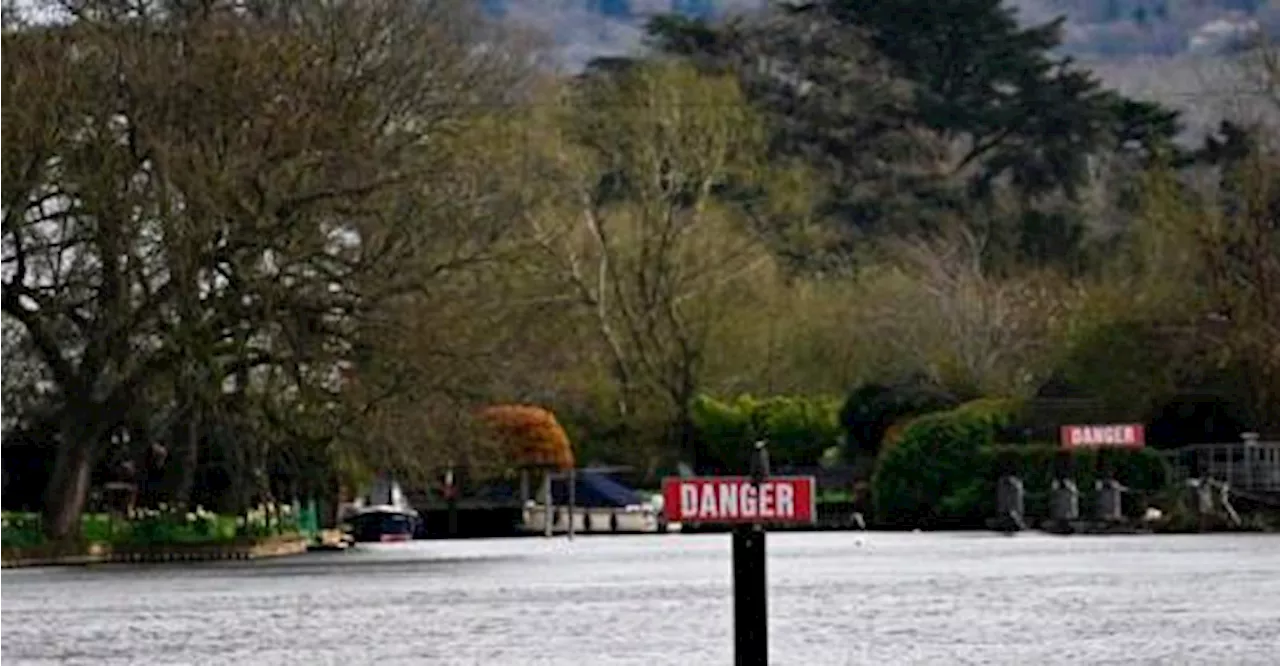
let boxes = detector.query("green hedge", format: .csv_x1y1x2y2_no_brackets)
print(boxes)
871,394,1174,529
871,398,1018,528
691,394,841,472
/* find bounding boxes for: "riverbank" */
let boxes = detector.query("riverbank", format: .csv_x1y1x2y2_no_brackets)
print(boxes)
0,535,309,569
0,503,329,569
0,534,309,569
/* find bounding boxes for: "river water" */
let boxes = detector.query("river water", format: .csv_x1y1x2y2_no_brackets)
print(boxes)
3,532,1278,665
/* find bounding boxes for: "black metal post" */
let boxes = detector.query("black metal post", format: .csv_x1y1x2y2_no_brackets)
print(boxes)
733,525,767,666
734,440,771,666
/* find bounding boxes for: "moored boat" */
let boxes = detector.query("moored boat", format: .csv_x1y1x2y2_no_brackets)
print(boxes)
520,469,668,535
340,475,421,542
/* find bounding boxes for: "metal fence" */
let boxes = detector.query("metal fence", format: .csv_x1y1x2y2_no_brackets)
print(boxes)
1165,441,1280,493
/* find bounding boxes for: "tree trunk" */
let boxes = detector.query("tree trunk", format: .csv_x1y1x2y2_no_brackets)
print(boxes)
42,430,96,541
672,361,703,473
676,409,702,473
671,378,703,473
172,413,199,507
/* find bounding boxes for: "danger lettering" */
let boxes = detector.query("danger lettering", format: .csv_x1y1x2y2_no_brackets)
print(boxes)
678,481,796,521
1062,424,1144,448
661,476,816,525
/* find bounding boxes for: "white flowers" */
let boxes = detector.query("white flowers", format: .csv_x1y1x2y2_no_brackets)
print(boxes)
126,507,165,520
245,507,268,526
243,503,294,530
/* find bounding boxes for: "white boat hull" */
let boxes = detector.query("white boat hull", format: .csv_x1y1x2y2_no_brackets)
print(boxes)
521,505,674,534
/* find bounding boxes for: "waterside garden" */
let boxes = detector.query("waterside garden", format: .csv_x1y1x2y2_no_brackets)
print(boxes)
1,502,320,568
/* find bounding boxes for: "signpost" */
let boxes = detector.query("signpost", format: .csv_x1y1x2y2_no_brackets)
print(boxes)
661,444,817,666
660,476,817,525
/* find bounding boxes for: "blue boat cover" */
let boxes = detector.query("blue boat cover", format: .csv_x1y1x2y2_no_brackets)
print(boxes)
550,471,647,508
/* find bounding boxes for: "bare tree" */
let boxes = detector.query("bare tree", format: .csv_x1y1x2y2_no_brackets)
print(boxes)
1,0,535,536
519,62,777,469
857,227,1074,397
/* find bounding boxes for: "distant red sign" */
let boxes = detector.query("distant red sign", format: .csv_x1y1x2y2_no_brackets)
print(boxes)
662,476,816,525
1060,424,1145,449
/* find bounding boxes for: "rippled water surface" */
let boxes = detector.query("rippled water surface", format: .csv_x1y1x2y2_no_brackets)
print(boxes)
3,532,1279,665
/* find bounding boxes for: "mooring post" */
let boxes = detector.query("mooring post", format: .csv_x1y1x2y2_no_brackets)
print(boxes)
996,474,1025,531
567,467,577,541
734,440,771,666
543,470,554,538
444,463,458,537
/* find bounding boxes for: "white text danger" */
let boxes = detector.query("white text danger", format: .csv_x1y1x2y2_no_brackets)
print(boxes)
678,481,796,521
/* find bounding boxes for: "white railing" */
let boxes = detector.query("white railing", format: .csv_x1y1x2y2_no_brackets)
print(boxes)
1167,441,1280,493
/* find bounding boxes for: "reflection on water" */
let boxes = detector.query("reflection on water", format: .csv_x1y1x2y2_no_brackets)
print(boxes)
3,533,1279,665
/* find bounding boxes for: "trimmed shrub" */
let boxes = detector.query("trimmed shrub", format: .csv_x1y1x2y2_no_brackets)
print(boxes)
690,394,841,473
839,379,961,460
477,405,575,470
870,398,1019,528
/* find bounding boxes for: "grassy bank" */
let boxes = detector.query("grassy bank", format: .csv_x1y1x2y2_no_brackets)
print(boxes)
2,503,313,551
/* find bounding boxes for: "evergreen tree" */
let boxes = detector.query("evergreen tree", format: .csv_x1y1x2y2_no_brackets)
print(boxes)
806,0,1176,196
643,10,954,250
648,1,1180,195
641,0,1181,266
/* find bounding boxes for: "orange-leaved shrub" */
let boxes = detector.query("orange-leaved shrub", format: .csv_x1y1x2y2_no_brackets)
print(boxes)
477,405,575,470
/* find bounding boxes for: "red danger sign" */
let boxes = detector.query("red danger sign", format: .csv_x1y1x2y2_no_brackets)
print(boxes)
1060,424,1145,449
661,476,816,525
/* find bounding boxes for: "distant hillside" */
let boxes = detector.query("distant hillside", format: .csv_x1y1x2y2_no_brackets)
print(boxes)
489,0,1280,137
488,0,1279,63
485,1,766,69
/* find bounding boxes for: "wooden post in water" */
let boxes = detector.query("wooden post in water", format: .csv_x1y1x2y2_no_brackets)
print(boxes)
543,470,554,538
445,463,458,537
567,468,576,540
